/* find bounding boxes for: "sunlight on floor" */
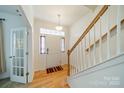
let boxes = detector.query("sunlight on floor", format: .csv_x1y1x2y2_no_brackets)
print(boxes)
28,64,69,88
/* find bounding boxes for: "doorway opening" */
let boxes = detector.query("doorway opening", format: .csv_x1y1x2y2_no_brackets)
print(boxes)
0,6,31,87
40,28,65,70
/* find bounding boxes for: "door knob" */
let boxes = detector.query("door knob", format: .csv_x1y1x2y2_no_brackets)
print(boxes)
9,56,12,58
46,48,49,54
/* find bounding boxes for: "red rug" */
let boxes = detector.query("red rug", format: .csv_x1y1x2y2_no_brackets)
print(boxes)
46,66,63,74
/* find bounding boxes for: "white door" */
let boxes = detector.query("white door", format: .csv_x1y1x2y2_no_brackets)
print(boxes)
10,28,27,83
46,35,61,68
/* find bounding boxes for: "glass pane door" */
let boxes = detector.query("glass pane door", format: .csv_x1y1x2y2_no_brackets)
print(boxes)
10,28,27,83
13,31,24,76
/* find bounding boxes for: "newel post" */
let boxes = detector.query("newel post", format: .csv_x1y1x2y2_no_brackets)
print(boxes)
67,50,70,76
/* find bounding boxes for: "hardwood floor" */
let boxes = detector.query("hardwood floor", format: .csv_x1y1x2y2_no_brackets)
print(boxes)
28,64,70,88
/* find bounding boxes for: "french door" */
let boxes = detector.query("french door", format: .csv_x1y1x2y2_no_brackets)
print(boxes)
10,28,28,83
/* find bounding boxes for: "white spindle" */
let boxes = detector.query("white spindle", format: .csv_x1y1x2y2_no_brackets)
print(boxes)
72,50,74,74
84,37,86,69
75,48,77,74
81,40,84,71
99,17,102,63
77,44,80,72
72,52,74,75
70,53,73,75
117,6,121,55
93,26,96,66
79,42,83,71
74,48,76,74
107,8,110,59
76,46,79,73
89,31,91,67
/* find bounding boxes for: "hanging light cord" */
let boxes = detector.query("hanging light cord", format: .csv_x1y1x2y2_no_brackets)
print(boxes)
58,14,61,26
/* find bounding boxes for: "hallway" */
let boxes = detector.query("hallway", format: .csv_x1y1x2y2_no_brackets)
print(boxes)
0,5,124,88
28,65,69,88
0,65,69,88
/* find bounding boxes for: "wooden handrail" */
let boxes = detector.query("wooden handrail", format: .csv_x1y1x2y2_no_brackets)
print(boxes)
68,5,109,55
67,50,70,76
121,18,124,24
67,5,109,76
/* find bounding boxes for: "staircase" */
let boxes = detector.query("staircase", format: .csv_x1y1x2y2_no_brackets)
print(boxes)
67,5,124,87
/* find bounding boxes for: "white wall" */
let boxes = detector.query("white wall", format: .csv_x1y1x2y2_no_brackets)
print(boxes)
21,6,34,28
0,5,34,83
69,6,103,49
69,12,92,49
34,18,69,71
0,12,26,79
21,5,34,82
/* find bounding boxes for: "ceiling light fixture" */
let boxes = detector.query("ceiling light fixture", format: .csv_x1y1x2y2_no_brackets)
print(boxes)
56,14,63,31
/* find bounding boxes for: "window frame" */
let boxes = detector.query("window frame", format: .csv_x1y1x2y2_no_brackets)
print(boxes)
61,37,65,52
40,35,46,54
40,28,65,37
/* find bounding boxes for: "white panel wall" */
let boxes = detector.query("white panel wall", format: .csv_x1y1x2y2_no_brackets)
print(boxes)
68,54,124,88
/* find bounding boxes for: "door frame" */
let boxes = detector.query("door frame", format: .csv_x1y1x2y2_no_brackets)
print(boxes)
42,34,62,69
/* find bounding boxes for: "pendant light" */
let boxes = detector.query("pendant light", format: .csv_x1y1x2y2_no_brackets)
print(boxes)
56,14,63,31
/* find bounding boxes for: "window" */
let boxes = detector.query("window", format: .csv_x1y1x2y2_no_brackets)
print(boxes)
40,28,65,53
40,28,65,36
40,36,46,54
61,38,65,52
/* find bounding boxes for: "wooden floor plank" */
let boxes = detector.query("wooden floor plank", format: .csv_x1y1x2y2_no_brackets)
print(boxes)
28,64,69,88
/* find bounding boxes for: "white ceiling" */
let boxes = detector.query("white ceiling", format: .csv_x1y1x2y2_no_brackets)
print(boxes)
0,5,19,15
33,5,97,26
0,5,31,28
